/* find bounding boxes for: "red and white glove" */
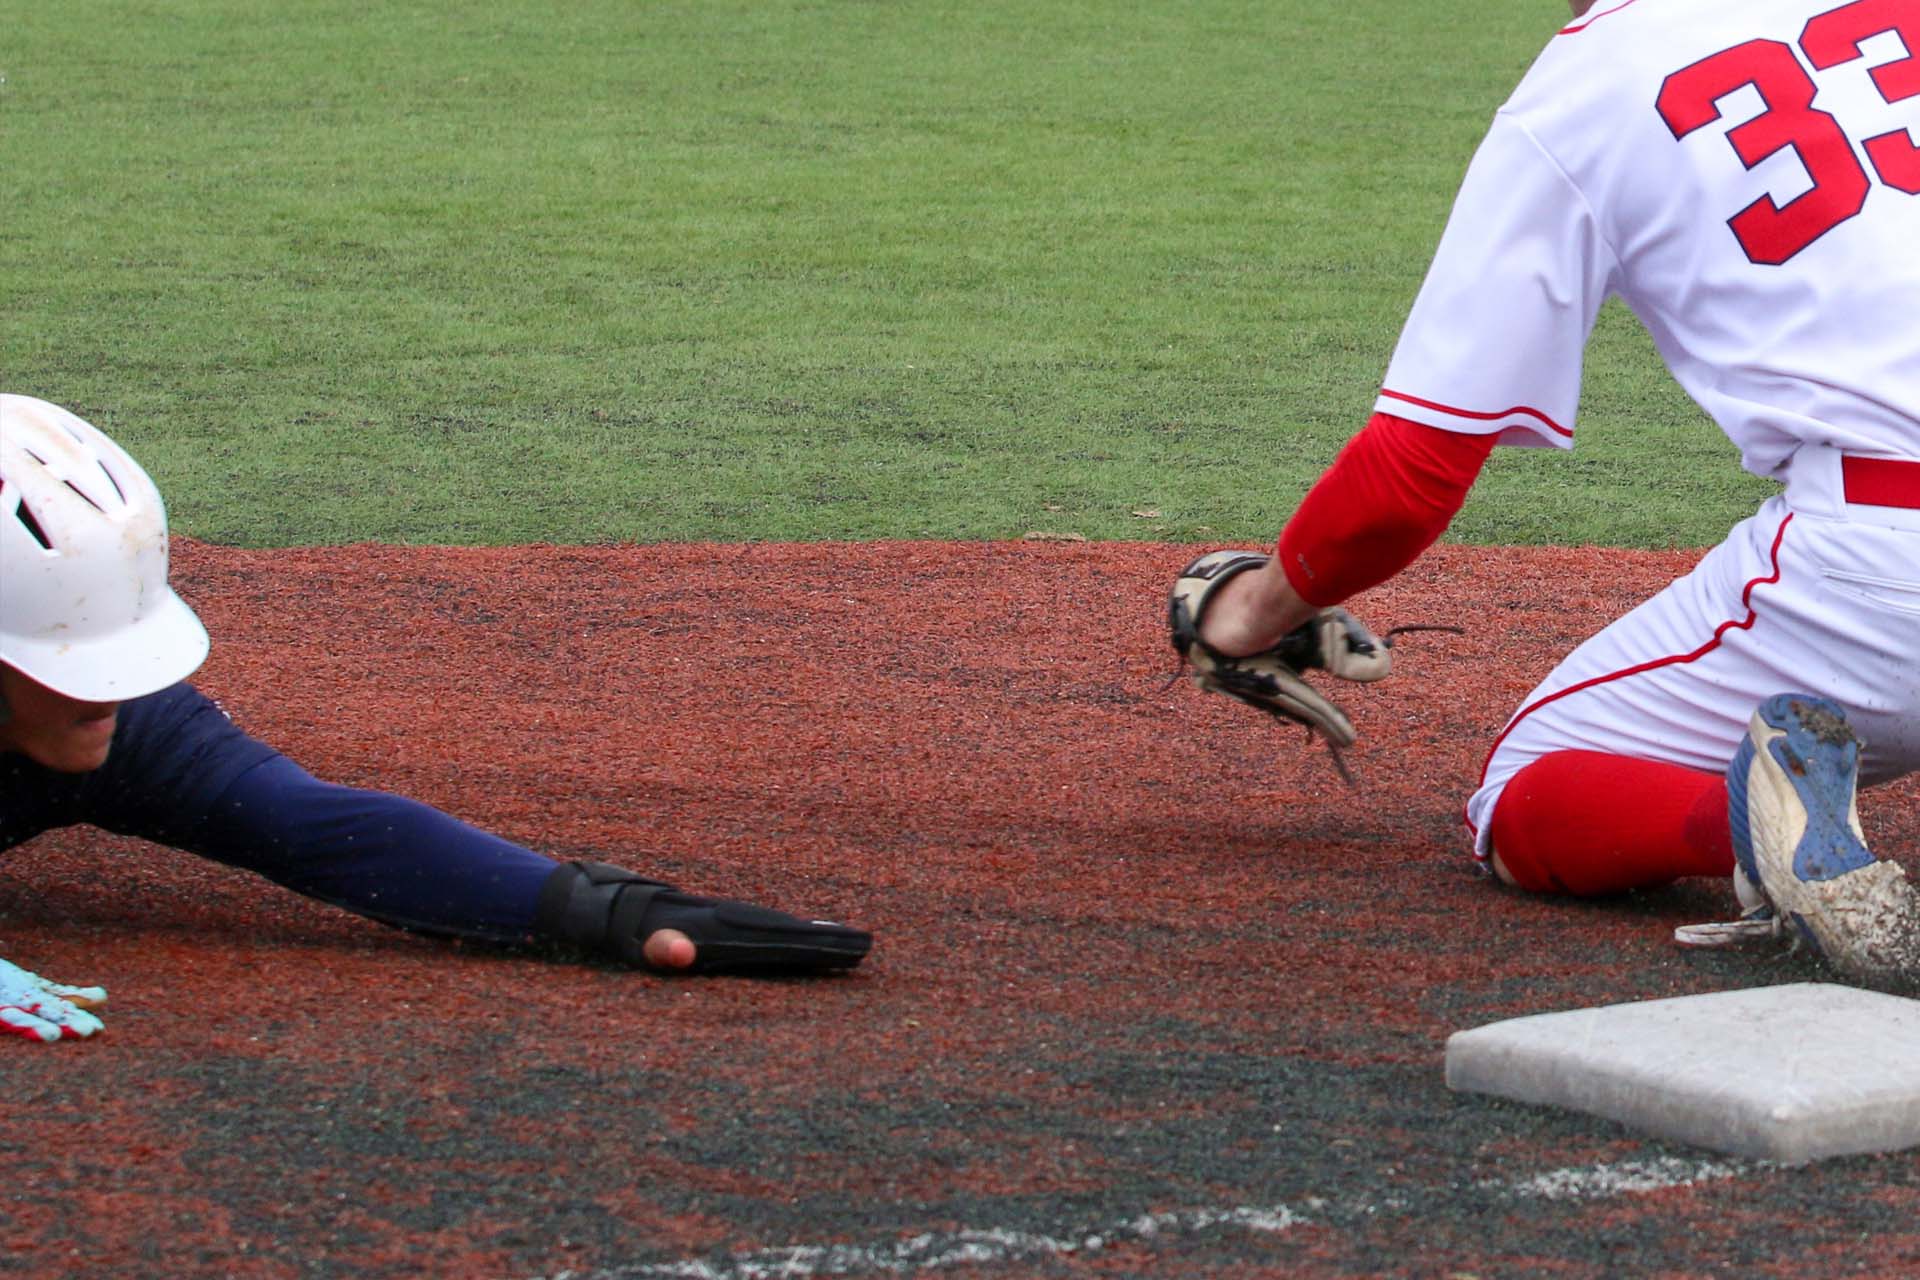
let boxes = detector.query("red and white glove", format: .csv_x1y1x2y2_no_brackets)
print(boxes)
0,956,106,1043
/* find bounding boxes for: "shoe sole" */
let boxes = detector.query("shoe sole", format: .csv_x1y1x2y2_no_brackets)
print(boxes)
1671,917,1781,949
1727,693,1919,980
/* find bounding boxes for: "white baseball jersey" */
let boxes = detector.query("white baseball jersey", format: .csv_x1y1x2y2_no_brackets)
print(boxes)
1377,0,1920,479
1400,0,1920,861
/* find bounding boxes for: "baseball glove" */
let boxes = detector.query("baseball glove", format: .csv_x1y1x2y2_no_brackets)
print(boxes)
1168,550,1394,782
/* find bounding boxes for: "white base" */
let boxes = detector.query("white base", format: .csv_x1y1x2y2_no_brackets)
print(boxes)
1445,983,1920,1163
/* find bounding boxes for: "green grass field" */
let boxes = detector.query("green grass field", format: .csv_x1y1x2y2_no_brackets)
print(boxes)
1,0,1773,547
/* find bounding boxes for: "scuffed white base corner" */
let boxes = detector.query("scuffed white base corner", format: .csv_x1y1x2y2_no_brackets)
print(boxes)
1447,983,1920,1164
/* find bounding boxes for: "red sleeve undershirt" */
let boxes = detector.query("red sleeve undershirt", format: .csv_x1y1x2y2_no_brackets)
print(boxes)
1275,412,1497,607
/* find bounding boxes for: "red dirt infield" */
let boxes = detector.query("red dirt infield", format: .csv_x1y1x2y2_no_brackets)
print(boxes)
6,538,1920,1278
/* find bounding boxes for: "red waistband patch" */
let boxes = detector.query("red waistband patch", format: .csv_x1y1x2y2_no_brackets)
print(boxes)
1841,455,1920,510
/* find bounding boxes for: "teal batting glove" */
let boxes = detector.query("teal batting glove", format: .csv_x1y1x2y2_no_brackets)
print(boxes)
0,956,105,1043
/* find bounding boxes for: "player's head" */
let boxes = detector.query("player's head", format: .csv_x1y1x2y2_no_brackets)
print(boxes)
1568,0,1599,14
0,395,209,770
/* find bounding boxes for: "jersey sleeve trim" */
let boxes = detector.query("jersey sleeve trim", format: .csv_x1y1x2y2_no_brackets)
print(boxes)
1376,388,1574,445
1558,0,1646,35
1374,112,1618,452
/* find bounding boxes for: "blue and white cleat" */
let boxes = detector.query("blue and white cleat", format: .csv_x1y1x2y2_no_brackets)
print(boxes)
1726,693,1920,982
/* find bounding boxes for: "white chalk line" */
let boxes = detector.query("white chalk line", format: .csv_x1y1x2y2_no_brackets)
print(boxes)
527,1155,1747,1280
1494,1154,1750,1201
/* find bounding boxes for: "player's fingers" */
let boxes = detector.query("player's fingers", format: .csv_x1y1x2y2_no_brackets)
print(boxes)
1,992,103,1040
643,929,698,971
50,1004,105,1038
0,1006,63,1044
35,980,108,1012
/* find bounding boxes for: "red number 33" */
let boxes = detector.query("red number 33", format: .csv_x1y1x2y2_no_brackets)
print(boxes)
1656,0,1920,264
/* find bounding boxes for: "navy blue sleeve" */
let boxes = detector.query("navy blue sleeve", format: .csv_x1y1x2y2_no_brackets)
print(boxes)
1,683,275,852
2,682,557,944
183,756,559,943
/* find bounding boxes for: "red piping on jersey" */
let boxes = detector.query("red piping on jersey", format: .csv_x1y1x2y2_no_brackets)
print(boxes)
1379,389,1574,439
1560,0,1647,34
1464,510,1796,849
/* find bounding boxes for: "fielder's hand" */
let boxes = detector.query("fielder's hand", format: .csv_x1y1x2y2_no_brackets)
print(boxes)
0,956,106,1044
1168,550,1392,782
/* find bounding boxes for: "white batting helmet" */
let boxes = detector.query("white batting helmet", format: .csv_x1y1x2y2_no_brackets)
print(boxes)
0,395,210,701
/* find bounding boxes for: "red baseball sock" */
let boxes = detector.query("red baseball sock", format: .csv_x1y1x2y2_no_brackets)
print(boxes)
1487,750,1734,896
